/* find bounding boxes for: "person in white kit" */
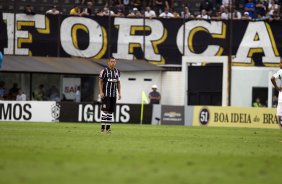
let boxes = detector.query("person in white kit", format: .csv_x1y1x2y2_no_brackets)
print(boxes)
271,59,282,128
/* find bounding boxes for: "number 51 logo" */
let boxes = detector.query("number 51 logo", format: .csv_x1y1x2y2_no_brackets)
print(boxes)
199,108,210,125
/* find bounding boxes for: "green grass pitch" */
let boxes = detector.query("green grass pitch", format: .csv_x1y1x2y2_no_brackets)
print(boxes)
0,122,281,184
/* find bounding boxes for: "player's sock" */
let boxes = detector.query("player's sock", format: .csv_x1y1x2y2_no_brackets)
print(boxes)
106,124,111,131
106,113,113,131
101,124,105,132
101,111,107,132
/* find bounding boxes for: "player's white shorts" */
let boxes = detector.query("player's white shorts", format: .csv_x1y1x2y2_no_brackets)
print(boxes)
277,102,282,116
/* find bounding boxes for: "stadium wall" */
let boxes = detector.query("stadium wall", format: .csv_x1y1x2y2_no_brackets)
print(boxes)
161,71,184,105
1,13,282,107
231,66,277,107
92,71,162,104
1,67,278,107
144,63,267,108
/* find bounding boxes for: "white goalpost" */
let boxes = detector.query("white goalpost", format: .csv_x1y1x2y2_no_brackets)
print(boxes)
182,56,229,106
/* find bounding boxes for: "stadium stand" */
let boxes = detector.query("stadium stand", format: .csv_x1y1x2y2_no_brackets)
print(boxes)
0,0,230,15
0,0,280,18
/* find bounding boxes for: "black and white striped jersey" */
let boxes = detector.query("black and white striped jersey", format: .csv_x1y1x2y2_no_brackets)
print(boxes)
99,67,120,97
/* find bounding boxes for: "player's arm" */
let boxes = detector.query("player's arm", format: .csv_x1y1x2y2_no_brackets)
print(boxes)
99,79,104,98
117,81,121,100
117,70,121,100
99,69,105,98
271,76,282,91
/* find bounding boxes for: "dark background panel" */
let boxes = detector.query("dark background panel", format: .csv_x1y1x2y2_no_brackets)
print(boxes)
59,102,152,124
161,105,184,125
188,63,223,105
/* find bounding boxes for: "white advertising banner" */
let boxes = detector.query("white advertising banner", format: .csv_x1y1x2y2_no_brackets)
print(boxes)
62,78,81,100
0,101,60,122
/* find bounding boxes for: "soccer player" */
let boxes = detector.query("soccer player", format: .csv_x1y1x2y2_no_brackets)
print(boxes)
99,57,121,133
271,58,282,128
